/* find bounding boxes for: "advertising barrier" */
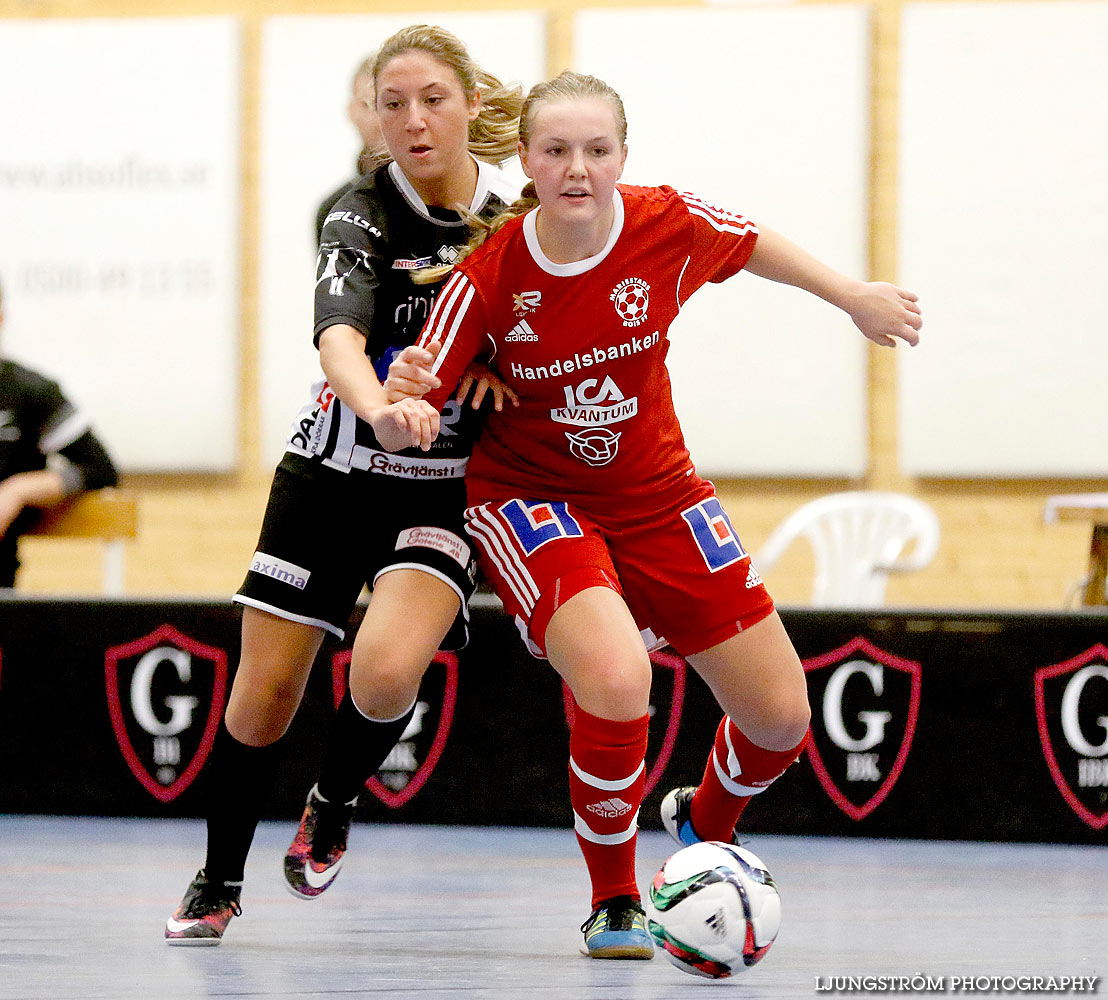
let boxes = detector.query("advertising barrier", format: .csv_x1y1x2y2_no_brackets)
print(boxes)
0,596,1105,843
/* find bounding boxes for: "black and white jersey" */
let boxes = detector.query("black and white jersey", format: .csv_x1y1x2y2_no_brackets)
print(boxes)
0,359,118,584
1,360,84,478
286,157,522,478
0,360,116,487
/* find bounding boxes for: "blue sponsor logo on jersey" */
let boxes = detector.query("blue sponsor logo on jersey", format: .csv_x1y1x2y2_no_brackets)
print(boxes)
500,500,583,555
682,498,747,572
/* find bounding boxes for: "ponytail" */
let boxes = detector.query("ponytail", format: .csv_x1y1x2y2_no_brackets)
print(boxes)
412,182,539,285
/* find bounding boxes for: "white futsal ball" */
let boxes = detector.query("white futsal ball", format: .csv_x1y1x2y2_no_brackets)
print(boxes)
646,841,781,979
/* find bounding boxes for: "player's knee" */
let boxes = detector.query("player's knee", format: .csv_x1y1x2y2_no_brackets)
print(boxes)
753,690,811,751
348,673,419,720
568,647,652,720
781,696,812,748
225,681,299,743
348,645,425,716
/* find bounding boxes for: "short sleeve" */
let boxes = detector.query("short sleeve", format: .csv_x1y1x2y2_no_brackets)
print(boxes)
676,191,759,305
312,193,386,346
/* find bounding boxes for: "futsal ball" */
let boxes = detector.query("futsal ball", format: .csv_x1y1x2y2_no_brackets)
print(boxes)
646,841,781,980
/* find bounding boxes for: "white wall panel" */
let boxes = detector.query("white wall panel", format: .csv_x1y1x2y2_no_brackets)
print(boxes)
0,18,241,471
899,2,1108,477
575,6,871,477
259,14,546,469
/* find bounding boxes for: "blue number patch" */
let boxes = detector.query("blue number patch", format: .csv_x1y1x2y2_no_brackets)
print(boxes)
499,500,584,556
682,497,747,572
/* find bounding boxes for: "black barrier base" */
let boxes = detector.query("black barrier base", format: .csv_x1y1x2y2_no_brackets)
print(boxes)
1,596,1106,844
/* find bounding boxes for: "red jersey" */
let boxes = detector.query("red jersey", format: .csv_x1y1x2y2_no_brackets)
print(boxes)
420,184,758,518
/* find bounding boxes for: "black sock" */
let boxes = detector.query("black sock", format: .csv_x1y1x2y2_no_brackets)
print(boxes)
202,721,282,884
315,692,416,806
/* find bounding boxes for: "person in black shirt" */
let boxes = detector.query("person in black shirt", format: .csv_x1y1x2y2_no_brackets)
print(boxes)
0,277,118,588
314,53,386,246
165,24,524,946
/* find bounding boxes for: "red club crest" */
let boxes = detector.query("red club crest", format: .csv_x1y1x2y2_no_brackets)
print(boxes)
562,649,687,798
332,649,458,808
104,624,227,803
1034,644,1108,830
803,636,921,821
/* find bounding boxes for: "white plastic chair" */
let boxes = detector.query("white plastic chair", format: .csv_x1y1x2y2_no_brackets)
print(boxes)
753,491,940,607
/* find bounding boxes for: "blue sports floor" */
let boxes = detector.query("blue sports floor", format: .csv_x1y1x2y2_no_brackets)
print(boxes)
1,816,1104,999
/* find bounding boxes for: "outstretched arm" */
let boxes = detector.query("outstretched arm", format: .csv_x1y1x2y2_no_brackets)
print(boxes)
745,226,922,348
317,323,439,452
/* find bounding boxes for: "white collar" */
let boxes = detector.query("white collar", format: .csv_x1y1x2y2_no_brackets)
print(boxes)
388,155,494,225
522,189,624,276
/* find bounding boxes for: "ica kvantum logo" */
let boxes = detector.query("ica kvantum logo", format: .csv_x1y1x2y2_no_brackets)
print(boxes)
1034,644,1108,830
104,624,227,802
803,637,922,820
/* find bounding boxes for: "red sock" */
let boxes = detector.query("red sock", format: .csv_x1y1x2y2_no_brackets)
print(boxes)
690,716,807,842
568,706,650,909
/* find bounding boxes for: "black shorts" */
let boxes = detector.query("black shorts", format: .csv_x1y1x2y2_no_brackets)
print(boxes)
234,453,475,647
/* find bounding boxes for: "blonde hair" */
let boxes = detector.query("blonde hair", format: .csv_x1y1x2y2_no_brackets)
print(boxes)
371,25,522,166
414,70,626,285
519,70,627,148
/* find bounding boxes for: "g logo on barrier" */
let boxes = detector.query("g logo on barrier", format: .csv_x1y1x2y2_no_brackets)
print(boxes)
803,637,921,821
822,661,892,753
105,624,226,802
332,649,458,808
1034,644,1108,830
130,646,198,736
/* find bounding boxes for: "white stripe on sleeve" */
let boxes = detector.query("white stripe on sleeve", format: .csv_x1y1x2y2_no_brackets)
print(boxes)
431,283,476,378
418,271,467,359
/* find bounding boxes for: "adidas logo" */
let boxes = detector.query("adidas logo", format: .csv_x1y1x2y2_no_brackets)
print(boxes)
745,564,764,589
586,797,632,818
705,909,728,938
504,318,539,342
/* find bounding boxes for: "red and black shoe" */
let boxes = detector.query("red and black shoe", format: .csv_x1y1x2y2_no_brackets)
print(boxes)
283,783,357,900
165,869,242,946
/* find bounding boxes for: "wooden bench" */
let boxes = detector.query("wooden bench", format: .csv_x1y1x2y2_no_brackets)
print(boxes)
24,489,139,595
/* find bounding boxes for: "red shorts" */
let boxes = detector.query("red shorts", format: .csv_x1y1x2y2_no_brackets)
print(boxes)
464,485,774,658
